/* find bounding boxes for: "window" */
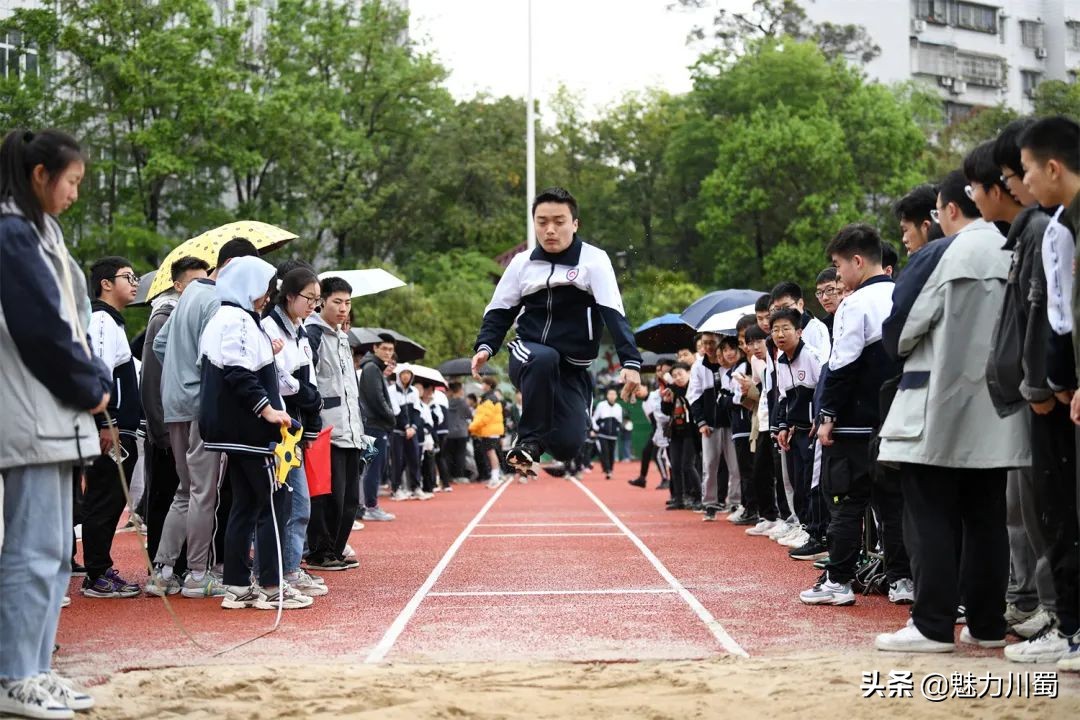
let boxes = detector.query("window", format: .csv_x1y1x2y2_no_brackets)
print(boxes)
1020,20,1045,48
1022,70,1044,96
945,101,976,124
954,2,998,33
915,41,957,77
914,0,949,24
1069,21,1080,51
956,51,1005,86
0,31,40,80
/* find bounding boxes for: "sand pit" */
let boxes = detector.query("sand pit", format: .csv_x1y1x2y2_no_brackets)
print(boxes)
83,653,1076,719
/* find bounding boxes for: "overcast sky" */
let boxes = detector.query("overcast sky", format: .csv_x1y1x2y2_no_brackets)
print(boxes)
407,0,753,115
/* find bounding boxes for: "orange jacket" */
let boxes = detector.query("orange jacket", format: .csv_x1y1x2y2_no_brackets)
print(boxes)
468,397,504,437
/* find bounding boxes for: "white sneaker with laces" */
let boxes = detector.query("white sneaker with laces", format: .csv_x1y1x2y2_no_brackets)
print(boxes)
1005,605,1051,639
256,583,314,610
780,529,810,548
799,575,855,606
0,676,74,719
876,620,955,653
36,672,93,712
775,524,804,544
351,520,365,531
342,543,356,559
766,521,793,540
390,488,412,501
412,490,434,500
1004,625,1070,663
959,626,1006,648
888,578,915,604
290,570,329,597
746,518,782,536
726,505,745,522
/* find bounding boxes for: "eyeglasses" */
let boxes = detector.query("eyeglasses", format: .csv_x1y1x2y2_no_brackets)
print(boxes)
298,292,321,305
770,326,796,336
1000,170,1023,184
110,273,139,286
930,209,941,223
814,288,839,299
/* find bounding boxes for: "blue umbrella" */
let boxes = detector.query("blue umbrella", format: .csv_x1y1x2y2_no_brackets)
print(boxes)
680,289,764,330
633,313,696,353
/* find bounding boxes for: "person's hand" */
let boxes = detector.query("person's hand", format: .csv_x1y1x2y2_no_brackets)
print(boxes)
776,429,790,452
405,427,416,440
99,428,114,454
699,426,712,438
1055,389,1074,406
619,368,641,402
661,388,673,402
735,374,753,393
817,420,834,447
271,338,284,355
90,392,110,415
1071,391,1080,425
260,406,292,426
1031,397,1056,416
471,349,491,379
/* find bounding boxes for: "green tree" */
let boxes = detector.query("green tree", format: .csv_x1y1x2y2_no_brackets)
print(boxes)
620,267,705,326
1033,80,1080,119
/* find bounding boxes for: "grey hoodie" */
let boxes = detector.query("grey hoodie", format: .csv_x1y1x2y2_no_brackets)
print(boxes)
154,277,219,423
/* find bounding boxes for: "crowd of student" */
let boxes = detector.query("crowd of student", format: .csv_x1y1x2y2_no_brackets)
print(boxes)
622,115,1080,671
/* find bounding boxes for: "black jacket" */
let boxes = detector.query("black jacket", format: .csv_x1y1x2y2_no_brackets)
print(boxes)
660,384,695,438
358,355,396,432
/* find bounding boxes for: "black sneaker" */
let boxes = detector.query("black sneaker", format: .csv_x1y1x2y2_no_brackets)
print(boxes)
628,477,647,488
306,557,349,571
336,555,360,570
70,561,87,577
733,513,760,526
789,538,829,561
506,442,541,475
690,501,705,512
657,480,669,490
703,505,718,522
665,500,685,510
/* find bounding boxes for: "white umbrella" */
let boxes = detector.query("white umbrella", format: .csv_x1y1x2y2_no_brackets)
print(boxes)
396,363,448,388
317,268,405,298
697,304,757,335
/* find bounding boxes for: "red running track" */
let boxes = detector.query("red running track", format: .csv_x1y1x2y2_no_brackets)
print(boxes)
56,460,962,676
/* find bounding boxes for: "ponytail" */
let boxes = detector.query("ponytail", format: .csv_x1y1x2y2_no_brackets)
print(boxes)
0,129,84,231
265,259,317,318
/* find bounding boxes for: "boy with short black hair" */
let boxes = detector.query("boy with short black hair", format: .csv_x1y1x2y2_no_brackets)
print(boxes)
894,184,939,256
661,362,697,510
717,333,755,524
814,268,841,338
81,256,142,598
592,388,622,480
769,281,831,360
801,224,908,607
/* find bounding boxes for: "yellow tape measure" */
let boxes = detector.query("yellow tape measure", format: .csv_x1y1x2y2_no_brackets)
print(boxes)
270,421,304,487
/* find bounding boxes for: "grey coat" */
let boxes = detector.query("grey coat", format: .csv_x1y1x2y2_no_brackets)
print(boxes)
879,219,1031,470
305,314,367,449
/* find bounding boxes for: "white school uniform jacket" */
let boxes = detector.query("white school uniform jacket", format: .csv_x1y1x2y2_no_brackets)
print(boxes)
89,301,140,436
592,400,623,440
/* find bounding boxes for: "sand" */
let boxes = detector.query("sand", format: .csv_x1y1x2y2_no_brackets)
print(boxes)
83,652,1077,719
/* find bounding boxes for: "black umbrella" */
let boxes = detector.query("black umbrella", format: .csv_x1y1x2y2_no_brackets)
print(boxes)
680,289,764,330
633,313,697,353
352,327,426,362
437,356,497,377
348,327,382,349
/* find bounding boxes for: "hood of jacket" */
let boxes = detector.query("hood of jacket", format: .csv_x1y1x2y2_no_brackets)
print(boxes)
216,256,275,311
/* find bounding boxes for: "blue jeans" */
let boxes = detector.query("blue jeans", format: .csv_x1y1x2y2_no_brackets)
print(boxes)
284,464,310,574
0,463,73,680
362,429,389,509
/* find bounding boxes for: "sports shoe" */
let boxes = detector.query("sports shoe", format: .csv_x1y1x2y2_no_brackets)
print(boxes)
876,619,955,653
60,596,70,609
1058,638,1080,672
1004,623,1071,663
412,489,434,500
441,485,454,493
221,584,261,609
766,521,794,540
812,557,830,570
69,562,86,577
81,569,140,598
363,507,396,522
703,505,718,522
338,555,360,570
256,584,314,610
665,499,685,510
790,538,828,561
506,442,541,475
726,505,745,522
342,544,356,560
956,604,967,625
779,529,810,549
0,676,74,719
656,480,669,490
36,672,93,712
746,518,782,536
377,485,391,497
888,578,915,605
776,525,805,545
432,486,443,493
181,572,227,599
689,501,705,512
959,626,1006,648
485,476,504,489
306,557,349,571
1005,604,1051,639
290,570,329,597
145,570,181,597
351,520,365,531
628,477,647,488
390,488,412,501
733,513,760,526
799,574,855,606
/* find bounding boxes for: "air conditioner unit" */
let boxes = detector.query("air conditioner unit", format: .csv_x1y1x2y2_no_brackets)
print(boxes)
911,19,927,34
953,80,968,94
939,75,954,87
1036,47,1049,59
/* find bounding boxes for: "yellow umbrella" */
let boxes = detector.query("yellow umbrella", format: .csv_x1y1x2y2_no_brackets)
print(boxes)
143,221,297,300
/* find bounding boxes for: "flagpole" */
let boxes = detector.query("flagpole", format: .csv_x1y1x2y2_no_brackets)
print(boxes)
525,0,536,251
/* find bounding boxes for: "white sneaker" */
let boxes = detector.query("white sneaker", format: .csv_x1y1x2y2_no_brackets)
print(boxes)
363,507,396,522
775,524,803,544
390,488,412,502
1005,605,1051,639
746,518,782,536
256,583,314,610
486,476,504,489
432,487,443,493
36,672,94,711
780,529,810,548
888,578,915,604
342,544,356,559
766,521,793,540
351,520,365,531
0,677,74,719
959,626,1006,648
799,575,855,606
876,620,955,653
60,596,70,608
1004,625,1071,663
727,505,745,522
412,490,434,500
290,570,329,598
220,584,262,609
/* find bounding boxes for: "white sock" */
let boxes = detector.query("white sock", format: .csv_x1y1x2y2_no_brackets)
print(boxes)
160,565,173,580
190,570,206,582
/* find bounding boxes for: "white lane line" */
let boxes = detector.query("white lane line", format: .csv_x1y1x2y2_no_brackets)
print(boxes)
364,480,513,664
569,477,750,658
429,588,678,597
477,523,614,527
470,532,625,538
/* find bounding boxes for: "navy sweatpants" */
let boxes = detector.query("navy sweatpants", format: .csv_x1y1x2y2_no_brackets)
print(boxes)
507,339,593,462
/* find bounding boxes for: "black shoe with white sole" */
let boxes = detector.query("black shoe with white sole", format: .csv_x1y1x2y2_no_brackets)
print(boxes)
506,442,541,476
